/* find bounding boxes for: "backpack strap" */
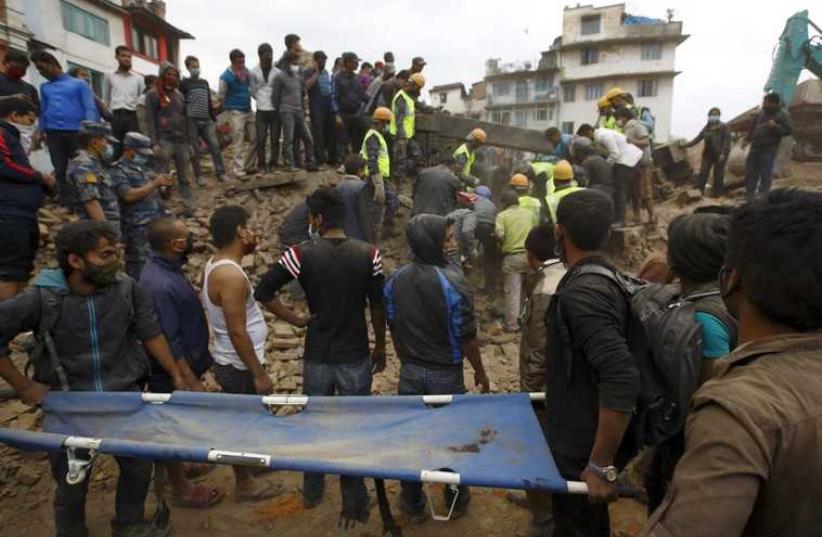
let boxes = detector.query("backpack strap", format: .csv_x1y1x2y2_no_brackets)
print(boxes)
36,287,71,392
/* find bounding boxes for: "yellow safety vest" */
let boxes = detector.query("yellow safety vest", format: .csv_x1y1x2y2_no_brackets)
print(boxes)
518,195,542,224
389,90,415,138
453,143,476,178
546,186,585,223
359,128,390,178
598,116,618,131
530,162,555,195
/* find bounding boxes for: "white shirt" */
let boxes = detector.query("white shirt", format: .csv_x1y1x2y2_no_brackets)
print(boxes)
594,128,643,168
103,70,144,111
250,63,280,112
202,258,268,370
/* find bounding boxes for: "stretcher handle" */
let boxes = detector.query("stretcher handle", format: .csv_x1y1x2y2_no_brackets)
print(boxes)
0,389,16,401
567,481,644,499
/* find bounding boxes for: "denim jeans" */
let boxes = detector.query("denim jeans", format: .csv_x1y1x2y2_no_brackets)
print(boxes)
188,117,226,177
45,130,78,207
255,109,281,169
281,111,316,168
309,101,333,164
157,139,192,209
302,358,372,519
50,450,152,537
397,362,471,516
744,148,778,200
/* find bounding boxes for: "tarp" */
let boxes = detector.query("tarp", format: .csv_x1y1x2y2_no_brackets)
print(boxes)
0,391,572,492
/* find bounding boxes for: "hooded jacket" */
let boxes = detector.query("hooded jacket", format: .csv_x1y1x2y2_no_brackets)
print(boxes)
384,215,477,368
145,62,187,144
0,269,160,391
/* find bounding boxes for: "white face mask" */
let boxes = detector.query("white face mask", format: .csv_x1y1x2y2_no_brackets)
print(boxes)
708,114,721,123
290,64,300,75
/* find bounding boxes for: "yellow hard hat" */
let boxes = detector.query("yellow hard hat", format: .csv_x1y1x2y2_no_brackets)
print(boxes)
553,160,574,181
509,173,530,187
468,128,487,144
409,72,426,88
605,86,625,102
597,96,611,110
373,106,394,122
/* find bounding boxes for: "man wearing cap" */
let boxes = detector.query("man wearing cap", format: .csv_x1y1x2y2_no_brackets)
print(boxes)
251,43,280,173
410,57,427,74
453,129,486,186
66,121,121,233
360,107,394,241
333,52,369,154
544,160,584,223
389,73,425,176
110,132,175,279
305,50,335,166
272,51,318,172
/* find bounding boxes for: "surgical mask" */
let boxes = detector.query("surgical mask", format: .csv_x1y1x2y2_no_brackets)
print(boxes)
189,68,200,79
132,154,149,167
290,64,300,75
101,143,114,161
82,258,121,287
308,224,320,239
708,115,720,124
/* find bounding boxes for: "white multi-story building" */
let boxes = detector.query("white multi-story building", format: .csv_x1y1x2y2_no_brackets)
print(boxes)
555,3,687,142
1,0,192,97
429,80,488,120
483,53,561,131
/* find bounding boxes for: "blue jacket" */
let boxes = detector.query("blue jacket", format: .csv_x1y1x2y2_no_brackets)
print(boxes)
39,73,98,131
220,68,251,111
0,120,46,219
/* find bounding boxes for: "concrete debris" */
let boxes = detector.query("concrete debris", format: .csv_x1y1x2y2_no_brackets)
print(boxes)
677,189,704,206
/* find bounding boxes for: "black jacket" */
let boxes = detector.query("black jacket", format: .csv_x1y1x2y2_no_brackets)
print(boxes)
545,256,640,468
412,165,462,217
746,109,791,152
685,122,731,158
384,215,476,369
333,71,367,117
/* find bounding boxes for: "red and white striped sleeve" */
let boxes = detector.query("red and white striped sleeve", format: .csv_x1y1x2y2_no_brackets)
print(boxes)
278,246,302,279
371,246,384,277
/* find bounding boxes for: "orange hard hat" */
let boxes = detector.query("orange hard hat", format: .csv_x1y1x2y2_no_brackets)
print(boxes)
553,160,574,181
468,128,487,144
373,106,394,122
409,72,426,88
509,173,529,187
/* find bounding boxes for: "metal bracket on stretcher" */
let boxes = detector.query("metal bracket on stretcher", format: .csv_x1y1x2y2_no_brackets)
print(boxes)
64,436,101,485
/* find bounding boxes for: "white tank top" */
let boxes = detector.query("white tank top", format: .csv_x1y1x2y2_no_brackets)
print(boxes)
202,257,268,370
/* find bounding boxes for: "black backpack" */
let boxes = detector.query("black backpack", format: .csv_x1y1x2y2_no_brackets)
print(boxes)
556,264,737,446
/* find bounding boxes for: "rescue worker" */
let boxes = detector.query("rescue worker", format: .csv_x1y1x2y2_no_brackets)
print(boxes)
509,173,541,224
453,128,486,187
389,72,425,176
110,132,174,279
596,96,617,130
360,106,394,240
495,189,536,332
66,121,121,235
545,160,584,223
529,159,555,220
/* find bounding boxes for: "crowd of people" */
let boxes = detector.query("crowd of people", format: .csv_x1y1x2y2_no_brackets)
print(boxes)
0,32,818,537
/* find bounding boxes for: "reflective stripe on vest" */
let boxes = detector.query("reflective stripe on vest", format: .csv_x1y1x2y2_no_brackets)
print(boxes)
546,186,585,223
389,90,415,138
359,128,391,178
453,143,476,177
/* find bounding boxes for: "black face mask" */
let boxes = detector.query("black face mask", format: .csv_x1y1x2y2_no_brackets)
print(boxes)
179,234,194,265
82,259,121,287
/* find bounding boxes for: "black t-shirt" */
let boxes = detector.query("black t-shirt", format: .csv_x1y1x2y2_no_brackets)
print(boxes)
0,74,40,114
255,237,384,364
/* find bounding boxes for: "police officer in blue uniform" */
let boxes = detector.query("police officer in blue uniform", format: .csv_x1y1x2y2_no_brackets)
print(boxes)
110,132,174,279
66,121,121,235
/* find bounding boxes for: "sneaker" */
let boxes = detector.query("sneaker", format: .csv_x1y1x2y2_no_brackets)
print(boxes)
111,521,171,537
195,176,207,187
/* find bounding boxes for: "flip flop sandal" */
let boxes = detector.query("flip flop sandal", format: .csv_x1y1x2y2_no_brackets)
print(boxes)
170,484,224,509
234,480,285,503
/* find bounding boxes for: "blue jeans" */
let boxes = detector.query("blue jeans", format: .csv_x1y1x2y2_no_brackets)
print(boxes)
397,362,472,516
744,148,778,200
188,118,226,177
302,358,372,520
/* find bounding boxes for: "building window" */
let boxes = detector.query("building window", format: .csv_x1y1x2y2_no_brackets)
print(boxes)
535,76,549,92
562,121,575,135
585,83,603,101
61,1,110,45
515,80,528,103
501,111,511,125
549,107,555,120
535,108,548,121
67,61,104,97
493,81,511,96
132,26,159,60
638,79,658,97
515,110,527,128
491,111,501,124
439,92,448,104
641,43,663,61
581,14,601,35
562,84,576,103
581,48,599,65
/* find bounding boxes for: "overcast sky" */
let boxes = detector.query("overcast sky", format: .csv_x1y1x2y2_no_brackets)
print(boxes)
168,0,817,138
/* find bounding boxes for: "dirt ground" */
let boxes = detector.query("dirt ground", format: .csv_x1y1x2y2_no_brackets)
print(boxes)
0,151,819,537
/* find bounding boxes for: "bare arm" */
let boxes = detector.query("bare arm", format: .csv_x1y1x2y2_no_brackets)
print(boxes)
462,337,489,392
264,297,310,327
142,334,187,390
84,200,106,222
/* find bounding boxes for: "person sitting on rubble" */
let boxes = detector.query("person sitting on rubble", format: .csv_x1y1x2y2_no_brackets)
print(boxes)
412,154,463,217
139,216,223,510
445,191,479,270
110,132,174,279
642,189,822,535
335,154,376,243
0,220,195,537
384,213,490,523
202,206,283,502
255,187,386,523
496,189,537,332
643,211,738,513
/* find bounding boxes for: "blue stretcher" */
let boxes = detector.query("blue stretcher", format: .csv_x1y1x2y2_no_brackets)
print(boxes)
0,391,588,495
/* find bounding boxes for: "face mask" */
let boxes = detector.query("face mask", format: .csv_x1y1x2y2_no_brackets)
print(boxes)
189,68,200,79
241,229,258,255
178,234,194,264
708,115,720,123
99,143,114,163
132,154,149,167
82,258,121,287
290,64,300,75
308,224,320,239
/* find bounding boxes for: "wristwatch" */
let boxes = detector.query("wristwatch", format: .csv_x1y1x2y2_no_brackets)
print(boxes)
586,461,618,483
